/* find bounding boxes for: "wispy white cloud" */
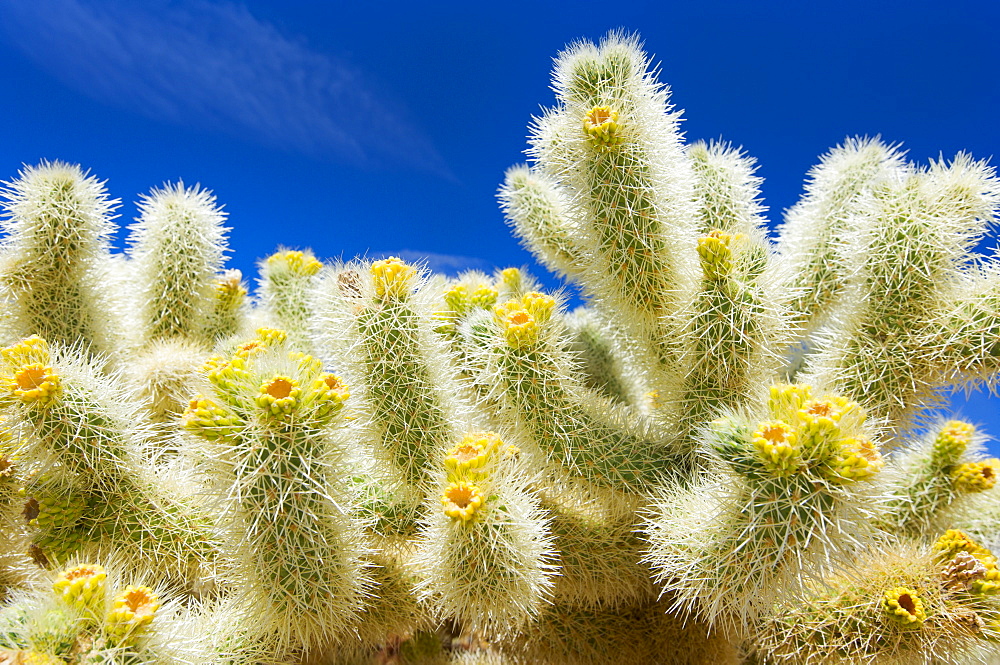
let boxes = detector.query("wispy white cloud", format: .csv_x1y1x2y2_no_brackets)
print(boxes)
372,250,493,276
1,0,448,173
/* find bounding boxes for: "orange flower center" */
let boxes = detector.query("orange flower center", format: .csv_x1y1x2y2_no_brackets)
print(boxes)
451,443,481,464
806,402,833,417
266,378,293,399
587,107,613,125
64,565,101,581
761,425,789,443
444,484,475,509
15,366,47,391
122,588,156,616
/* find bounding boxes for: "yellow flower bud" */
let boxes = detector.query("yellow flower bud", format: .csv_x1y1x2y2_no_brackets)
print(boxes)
494,300,539,349
952,459,999,493
767,384,813,421
470,284,498,310
934,420,975,461
308,373,350,419
827,437,884,482
1,336,51,367
52,563,106,611
752,420,800,475
697,230,743,279
266,250,322,277
443,284,470,314
181,394,241,438
371,256,416,299
521,291,556,323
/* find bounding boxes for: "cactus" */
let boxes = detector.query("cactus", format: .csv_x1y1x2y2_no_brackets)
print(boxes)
3,29,1000,665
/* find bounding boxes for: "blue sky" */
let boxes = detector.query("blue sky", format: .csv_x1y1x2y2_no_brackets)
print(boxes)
2,0,998,445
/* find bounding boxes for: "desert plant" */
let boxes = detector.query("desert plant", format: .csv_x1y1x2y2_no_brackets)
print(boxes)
1,29,999,665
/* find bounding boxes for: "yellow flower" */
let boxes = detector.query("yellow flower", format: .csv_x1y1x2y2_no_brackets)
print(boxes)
583,105,625,148
308,373,350,419
521,291,556,323
444,432,504,481
494,300,539,349
697,230,743,279
828,437,884,483
499,267,524,297
751,420,800,475
255,375,301,417
255,327,288,346
441,481,485,522
883,587,926,628
933,530,997,568
204,356,250,394
1,336,51,367
53,563,106,610
443,284,470,314
20,653,67,665
934,420,975,460
371,256,416,299
8,363,61,406
181,394,240,438
266,249,322,277
470,284,498,309
953,459,999,492
767,383,813,421
105,585,160,645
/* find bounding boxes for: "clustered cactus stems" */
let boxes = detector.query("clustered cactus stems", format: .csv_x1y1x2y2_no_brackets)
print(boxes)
3,29,1000,665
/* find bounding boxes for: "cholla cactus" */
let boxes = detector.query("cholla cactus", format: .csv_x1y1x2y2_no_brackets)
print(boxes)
4,28,1000,665
128,182,229,348
0,161,121,357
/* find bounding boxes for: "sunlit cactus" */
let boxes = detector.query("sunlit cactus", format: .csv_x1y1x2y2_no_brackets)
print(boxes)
0,161,121,357
128,182,229,348
181,328,373,655
3,28,1000,665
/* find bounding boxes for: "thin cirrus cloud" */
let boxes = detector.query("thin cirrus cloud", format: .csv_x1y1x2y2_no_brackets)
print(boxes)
371,250,493,277
1,0,449,174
